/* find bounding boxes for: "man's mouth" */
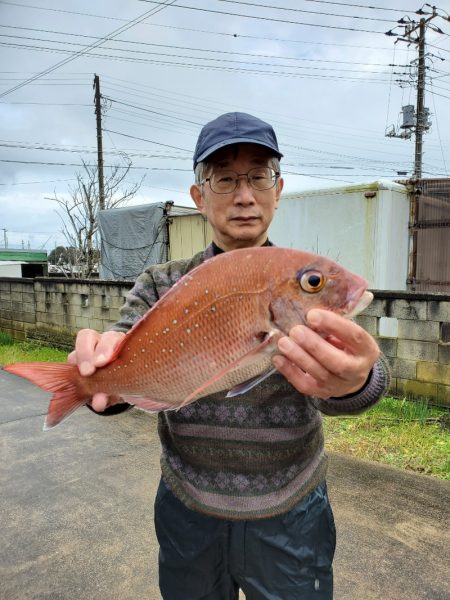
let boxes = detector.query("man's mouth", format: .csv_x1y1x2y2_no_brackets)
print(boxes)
229,216,260,222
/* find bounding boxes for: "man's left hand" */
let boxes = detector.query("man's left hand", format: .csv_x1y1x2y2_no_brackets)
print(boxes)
272,308,380,399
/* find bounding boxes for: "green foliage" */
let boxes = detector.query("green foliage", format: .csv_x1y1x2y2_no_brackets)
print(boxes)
0,337,67,365
324,396,450,480
0,331,14,346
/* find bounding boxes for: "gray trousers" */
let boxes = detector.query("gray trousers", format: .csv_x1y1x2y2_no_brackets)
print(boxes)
154,479,336,600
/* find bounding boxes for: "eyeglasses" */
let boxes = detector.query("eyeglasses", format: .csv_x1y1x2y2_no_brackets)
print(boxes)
201,167,280,194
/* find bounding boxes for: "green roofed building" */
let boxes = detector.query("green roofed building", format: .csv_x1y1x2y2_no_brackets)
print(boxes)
0,249,48,278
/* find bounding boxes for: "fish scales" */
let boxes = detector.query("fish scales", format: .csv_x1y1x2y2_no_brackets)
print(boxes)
90,250,276,401
3,247,373,428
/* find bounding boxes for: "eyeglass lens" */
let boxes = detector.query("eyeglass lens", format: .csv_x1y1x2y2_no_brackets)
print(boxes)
209,167,276,193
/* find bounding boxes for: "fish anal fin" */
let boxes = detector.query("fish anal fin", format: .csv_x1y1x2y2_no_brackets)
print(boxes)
122,395,175,413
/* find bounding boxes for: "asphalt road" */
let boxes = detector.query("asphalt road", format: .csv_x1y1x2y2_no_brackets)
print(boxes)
1,369,449,600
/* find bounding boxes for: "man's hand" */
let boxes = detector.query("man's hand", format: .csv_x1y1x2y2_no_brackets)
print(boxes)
67,329,126,412
272,309,380,399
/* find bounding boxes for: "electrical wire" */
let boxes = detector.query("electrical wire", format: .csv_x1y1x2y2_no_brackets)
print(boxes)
0,0,178,99
0,40,399,82
301,0,417,12
0,159,192,171
0,35,403,77
137,0,385,34
0,24,408,67
216,0,394,22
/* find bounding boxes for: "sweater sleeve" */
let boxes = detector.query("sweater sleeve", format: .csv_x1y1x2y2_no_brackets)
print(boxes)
311,354,391,416
110,269,160,334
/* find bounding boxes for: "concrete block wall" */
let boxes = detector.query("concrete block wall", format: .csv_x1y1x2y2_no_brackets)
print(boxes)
0,278,449,405
0,277,132,349
355,291,450,407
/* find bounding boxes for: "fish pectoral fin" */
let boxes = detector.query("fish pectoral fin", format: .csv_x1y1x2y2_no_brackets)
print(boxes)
178,330,280,409
226,367,277,398
121,395,175,413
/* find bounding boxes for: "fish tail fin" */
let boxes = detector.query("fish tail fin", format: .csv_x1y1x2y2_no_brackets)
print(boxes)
3,362,86,430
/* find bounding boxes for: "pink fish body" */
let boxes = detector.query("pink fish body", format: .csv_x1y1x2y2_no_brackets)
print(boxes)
4,247,372,429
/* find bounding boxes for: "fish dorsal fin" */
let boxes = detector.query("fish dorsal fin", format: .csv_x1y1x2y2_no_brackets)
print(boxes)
178,330,281,409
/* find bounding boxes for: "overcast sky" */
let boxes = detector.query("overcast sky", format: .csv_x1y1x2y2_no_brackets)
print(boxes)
1,0,449,251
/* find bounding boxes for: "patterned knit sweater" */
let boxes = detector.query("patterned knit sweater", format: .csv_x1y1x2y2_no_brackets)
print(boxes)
112,243,390,520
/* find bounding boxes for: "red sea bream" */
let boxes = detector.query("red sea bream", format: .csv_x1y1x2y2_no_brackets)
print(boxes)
3,247,373,429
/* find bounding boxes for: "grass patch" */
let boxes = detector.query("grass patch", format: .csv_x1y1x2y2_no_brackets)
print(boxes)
324,396,450,480
0,336,67,365
0,331,14,345
1,334,449,480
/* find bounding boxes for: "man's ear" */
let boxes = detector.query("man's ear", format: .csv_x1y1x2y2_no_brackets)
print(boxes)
190,184,205,213
275,177,284,208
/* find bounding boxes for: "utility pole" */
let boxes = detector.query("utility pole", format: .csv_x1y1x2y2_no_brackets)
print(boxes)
384,6,448,178
414,18,426,179
2,228,7,248
93,74,105,211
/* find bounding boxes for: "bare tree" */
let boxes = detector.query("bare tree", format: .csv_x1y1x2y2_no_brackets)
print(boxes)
49,159,143,278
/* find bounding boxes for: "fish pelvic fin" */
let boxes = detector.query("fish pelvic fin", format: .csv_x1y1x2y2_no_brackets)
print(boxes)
3,362,85,430
226,367,277,398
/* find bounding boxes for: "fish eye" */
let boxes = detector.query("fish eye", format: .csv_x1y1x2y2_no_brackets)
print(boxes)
298,270,325,293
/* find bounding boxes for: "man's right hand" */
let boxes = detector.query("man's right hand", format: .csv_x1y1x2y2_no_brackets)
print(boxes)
68,329,126,412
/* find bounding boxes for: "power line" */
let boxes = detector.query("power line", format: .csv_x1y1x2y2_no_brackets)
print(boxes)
302,0,415,12
102,129,192,152
0,41,396,81
0,101,90,106
1,0,418,51
0,140,190,160
0,178,77,186
0,159,192,170
216,0,394,22
0,34,403,75
0,24,407,67
137,0,385,34
0,0,178,99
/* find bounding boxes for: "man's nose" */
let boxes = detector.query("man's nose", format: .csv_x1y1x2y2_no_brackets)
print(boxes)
233,175,255,203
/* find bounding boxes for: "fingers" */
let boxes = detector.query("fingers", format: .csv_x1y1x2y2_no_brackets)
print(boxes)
273,310,380,398
89,393,124,412
70,329,126,377
91,330,126,367
90,392,111,412
272,354,327,398
307,309,378,356
276,335,330,384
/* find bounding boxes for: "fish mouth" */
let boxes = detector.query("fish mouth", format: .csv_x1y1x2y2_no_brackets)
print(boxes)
345,289,374,318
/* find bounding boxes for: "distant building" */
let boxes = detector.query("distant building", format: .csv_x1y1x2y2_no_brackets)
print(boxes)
0,249,48,278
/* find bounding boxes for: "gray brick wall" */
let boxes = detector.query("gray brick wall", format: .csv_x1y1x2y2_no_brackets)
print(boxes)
0,278,449,406
354,291,450,406
0,277,132,349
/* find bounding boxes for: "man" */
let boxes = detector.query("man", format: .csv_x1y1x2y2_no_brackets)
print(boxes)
71,112,389,599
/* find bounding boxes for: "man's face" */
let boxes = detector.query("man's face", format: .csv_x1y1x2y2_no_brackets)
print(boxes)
190,143,284,251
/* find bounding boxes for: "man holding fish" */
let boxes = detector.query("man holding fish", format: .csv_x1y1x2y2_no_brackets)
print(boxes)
9,113,389,599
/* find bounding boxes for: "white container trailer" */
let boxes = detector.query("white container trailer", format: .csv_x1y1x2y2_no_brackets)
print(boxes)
270,180,410,290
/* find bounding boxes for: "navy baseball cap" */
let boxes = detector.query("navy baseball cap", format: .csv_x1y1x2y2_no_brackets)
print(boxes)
193,112,283,169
